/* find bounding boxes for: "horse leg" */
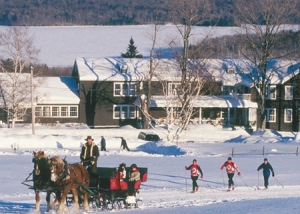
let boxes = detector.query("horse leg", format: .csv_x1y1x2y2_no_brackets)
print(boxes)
50,190,60,209
72,188,80,210
83,188,89,211
57,189,68,213
46,191,51,211
35,191,40,211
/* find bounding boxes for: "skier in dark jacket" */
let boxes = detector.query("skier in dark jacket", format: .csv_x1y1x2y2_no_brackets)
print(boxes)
257,158,274,189
185,159,203,193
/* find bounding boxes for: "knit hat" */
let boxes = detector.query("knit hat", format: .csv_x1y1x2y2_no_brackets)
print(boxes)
228,157,232,160
193,159,197,162
264,158,268,161
130,164,137,168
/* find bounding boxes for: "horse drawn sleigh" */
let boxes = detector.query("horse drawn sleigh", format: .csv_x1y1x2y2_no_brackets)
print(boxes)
22,151,148,212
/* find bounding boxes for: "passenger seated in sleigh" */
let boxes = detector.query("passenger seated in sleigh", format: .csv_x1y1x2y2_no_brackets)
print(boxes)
127,164,140,196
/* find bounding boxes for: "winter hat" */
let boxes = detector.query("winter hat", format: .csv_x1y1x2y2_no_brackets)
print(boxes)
264,158,268,161
228,157,232,160
130,164,137,168
193,159,197,162
85,136,94,141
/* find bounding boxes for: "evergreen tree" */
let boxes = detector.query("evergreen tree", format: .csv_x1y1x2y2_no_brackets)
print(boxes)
121,37,143,58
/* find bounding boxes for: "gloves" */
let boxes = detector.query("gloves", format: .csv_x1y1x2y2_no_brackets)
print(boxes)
185,166,187,169
238,172,241,176
272,172,275,177
257,169,259,171
201,175,203,179
90,156,95,161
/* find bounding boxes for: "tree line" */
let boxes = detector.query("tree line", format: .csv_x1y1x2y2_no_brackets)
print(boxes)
1,0,299,26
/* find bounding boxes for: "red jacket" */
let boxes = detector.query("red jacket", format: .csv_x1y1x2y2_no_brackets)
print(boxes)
221,160,239,174
186,163,203,177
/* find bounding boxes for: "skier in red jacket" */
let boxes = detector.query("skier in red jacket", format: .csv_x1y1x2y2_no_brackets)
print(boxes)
220,157,241,191
185,159,203,193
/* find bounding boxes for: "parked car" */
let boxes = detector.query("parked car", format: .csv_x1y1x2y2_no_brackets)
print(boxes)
138,132,161,141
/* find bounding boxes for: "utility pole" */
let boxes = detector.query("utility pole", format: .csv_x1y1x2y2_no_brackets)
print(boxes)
31,65,35,135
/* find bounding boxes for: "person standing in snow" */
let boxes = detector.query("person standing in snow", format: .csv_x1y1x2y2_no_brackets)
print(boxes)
120,137,130,151
257,158,274,189
100,136,106,151
220,157,241,191
185,159,203,193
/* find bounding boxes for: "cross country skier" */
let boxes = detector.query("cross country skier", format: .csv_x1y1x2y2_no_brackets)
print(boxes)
185,159,203,193
220,157,241,191
257,158,274,189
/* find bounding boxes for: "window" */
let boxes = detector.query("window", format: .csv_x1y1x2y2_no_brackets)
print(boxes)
267,85,276,100
35,106,78,118
168,83,181,95
114,82,137,97
226,67,235,74
285,86,293,100
113,105,137,119
284,108,292,123
52,107,59,117
168,83,191,95
266,108,276,122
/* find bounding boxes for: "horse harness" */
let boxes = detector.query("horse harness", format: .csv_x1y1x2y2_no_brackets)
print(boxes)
50,160,76,182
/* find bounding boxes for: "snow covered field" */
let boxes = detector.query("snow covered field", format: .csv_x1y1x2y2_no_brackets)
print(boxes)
0,123,300,213
0,25,241,67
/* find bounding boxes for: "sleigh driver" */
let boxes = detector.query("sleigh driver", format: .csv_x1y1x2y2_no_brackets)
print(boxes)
80,136,100,178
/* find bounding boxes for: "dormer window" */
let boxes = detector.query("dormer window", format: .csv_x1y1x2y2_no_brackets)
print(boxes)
227,67,235,74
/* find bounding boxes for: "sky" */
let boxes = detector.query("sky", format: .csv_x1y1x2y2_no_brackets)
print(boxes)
0,123,300,213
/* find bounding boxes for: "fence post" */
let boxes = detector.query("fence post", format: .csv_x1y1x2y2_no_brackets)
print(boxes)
297,147,299,156
232,148,234,157
263,146,265,156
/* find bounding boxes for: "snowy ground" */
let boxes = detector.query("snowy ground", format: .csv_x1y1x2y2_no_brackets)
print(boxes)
0,123,299,213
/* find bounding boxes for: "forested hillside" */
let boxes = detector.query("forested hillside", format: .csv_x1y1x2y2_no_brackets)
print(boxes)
0,0,242,26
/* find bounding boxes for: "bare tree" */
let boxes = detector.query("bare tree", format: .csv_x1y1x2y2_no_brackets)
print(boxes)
0,27,40,128
234,0,297,130
165,0,211,138
137,15,163,129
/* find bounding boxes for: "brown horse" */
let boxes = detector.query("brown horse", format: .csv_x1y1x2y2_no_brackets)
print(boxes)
32,151,60,211
48,156,90,212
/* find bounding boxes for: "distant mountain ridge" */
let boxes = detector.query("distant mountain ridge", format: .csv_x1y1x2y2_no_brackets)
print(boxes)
0,0,238,26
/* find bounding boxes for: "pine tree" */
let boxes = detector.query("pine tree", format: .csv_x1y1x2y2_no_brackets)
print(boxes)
121,37,143,58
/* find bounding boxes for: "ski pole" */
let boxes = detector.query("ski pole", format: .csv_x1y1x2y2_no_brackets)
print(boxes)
239,175,253,190
185,169,188,193
257,171,260,190
274,177,284,188
221,170,225,187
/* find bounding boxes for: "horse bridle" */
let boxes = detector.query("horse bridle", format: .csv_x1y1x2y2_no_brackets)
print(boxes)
32,157,44,176
49,161,69,182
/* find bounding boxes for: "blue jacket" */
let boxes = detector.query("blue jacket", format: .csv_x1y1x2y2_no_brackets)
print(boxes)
257,162,274,177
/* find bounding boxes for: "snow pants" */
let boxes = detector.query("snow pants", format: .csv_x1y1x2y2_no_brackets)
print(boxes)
191,176,199,191
264,175,270,188
227,173,234,188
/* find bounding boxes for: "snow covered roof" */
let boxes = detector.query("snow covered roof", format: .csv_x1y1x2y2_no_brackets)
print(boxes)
74,57,181,82
35,77,79,105
74,57,300,87
265,60,300,84
135,95,257,108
